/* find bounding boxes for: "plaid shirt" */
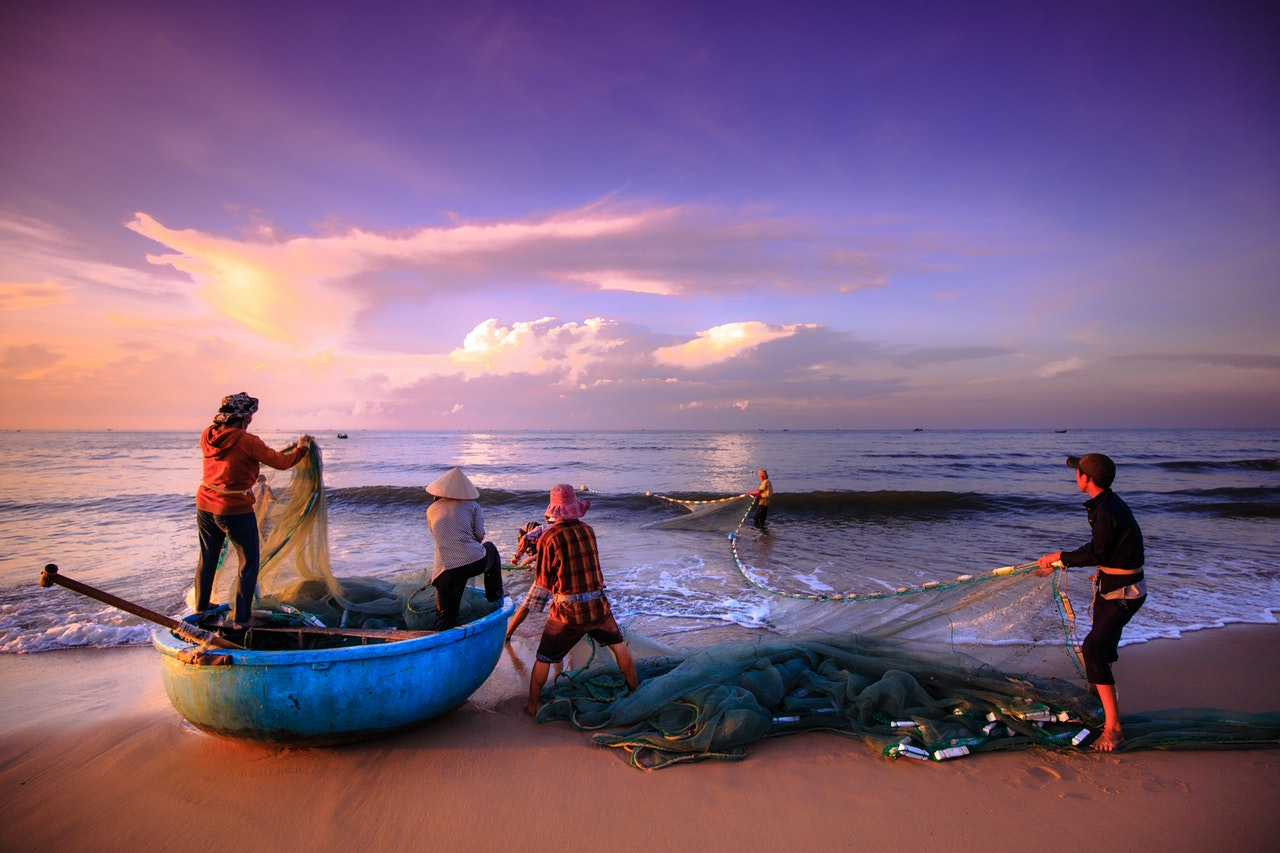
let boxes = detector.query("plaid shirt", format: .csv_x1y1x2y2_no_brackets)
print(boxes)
534,519,611,624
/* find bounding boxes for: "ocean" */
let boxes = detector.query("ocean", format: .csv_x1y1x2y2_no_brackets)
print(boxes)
2,428,1278,655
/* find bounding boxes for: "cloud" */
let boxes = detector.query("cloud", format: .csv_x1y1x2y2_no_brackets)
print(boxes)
1120,352,1280,372
124,200,897,348
449,316,625,383
0,281,70,311
1037,357,1084,379
0,343,64,376
127,213,367,346
0,213,184,299
653,321,809,368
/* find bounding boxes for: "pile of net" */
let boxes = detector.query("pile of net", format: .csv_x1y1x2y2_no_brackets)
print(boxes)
539,631,1280,770
200,442,482,630
532,493,1280,769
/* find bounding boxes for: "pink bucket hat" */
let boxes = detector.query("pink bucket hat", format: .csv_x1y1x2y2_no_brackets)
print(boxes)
546,483,590,520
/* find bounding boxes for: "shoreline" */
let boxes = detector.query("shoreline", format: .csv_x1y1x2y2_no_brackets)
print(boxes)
2,623,1278,851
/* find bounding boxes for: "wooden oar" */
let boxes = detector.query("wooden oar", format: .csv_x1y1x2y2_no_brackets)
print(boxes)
38,563,243,650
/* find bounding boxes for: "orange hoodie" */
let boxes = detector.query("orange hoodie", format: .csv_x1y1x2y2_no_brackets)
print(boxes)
196,426,308,515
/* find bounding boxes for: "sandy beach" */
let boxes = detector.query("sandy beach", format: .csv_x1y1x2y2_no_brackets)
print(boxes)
2,623,1278,853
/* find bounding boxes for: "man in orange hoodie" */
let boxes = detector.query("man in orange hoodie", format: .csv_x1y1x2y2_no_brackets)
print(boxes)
195,392,312,628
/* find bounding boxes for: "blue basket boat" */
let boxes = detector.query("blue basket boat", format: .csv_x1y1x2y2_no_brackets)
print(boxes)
153,591,514,745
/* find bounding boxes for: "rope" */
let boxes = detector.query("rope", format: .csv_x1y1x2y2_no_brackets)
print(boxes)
1051,565,1088,678
717,495,1088,676
172,620,230,648
649,492,753,508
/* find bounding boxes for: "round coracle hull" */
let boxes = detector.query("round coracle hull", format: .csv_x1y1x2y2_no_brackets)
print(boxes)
153,594,514,745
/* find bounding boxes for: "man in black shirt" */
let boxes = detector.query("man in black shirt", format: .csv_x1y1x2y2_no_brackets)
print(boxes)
1036,453,1146,752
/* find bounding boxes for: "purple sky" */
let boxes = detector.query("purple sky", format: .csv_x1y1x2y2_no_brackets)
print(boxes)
2,0,1277,430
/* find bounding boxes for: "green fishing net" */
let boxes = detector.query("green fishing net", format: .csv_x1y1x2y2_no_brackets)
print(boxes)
534,494,1280,768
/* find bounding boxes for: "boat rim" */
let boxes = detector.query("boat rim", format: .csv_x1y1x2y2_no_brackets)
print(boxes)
152,594,515,666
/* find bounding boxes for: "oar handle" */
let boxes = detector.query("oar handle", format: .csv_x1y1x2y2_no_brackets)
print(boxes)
39,564,242,650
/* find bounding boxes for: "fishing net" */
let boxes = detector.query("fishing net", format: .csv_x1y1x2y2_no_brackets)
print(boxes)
535,493,1280,768
199,443,484,630
641,493,756,531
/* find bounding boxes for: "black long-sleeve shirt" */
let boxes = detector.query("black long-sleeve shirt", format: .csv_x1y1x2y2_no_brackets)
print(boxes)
1060,489,1144,569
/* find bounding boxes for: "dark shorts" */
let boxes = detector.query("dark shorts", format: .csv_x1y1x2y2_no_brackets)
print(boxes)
536,613,625,663
1082,593,1146,686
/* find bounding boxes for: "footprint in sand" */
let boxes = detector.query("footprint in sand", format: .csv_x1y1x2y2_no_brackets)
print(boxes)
1019,764,1063,789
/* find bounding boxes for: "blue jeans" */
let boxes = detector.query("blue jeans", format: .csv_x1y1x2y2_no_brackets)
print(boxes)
196,510,260,625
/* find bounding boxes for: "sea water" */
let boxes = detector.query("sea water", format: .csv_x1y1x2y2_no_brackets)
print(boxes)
1,428,1277,654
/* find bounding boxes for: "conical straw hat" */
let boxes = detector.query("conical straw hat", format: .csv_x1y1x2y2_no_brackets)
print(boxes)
425,467,480,500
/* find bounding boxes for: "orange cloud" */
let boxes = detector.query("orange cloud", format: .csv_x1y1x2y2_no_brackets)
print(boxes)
653,322,810,368
0,281,71,311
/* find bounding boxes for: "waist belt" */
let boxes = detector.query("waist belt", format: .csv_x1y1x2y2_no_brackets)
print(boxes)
1096,569,1145,599
553,589,605,604
201,482,253,496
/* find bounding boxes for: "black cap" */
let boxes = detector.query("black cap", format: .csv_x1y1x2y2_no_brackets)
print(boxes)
1067,453,1116,488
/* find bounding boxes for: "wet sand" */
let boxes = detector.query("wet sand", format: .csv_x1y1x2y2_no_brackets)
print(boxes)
1,623,1277,852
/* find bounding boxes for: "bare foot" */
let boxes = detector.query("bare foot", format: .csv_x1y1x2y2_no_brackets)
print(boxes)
524,702,539,716
1092,728,1123,751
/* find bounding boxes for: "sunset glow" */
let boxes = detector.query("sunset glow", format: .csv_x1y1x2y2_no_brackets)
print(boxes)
1,1,1276,430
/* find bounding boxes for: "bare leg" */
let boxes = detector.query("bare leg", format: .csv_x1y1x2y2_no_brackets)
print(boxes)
609,642,640,691
527,659,551,715
505,605,528,641
1093,683,1123,751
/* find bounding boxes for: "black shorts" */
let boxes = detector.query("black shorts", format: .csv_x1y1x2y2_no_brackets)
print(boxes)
535,613,625,663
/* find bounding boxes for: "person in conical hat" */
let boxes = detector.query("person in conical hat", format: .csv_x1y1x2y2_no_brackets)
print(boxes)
525,484,638,715
425,467,502,629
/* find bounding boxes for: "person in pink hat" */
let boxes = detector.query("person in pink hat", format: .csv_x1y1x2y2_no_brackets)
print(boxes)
526,484,639,715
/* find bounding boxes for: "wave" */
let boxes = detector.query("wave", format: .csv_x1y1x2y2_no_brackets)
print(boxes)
1155,458,1280,471
12,480,1276,525
298,483,1280,521
0,493,192,520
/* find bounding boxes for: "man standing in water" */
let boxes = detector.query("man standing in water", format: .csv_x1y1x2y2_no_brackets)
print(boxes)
1036,453,1146,752
526,484,639,715
748,469,773,529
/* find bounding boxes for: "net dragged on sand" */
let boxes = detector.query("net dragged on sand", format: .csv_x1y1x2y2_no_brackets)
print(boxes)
537,631,1280,769
534,493,1280,768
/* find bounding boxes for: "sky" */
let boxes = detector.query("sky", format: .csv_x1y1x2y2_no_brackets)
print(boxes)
1,0,1277,431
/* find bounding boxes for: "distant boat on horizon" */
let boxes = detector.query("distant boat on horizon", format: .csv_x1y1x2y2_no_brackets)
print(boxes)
336,433,349,439
1054,429,1068,433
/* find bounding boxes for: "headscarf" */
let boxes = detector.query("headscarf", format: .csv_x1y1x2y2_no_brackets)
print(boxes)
213,392,259,426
